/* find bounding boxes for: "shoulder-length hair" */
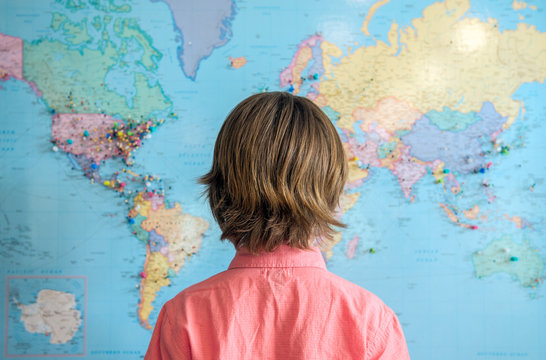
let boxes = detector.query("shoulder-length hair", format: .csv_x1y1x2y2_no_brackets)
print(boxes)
199,91,348,253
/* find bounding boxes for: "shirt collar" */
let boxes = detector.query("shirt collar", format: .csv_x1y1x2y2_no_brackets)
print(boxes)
228,244,327,269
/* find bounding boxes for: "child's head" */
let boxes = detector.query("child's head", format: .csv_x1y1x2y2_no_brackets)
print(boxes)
200,91,347,253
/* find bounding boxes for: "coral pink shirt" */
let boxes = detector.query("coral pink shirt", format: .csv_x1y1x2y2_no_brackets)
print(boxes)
145,245,410,359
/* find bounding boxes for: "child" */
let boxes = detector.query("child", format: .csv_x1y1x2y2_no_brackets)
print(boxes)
145,92,410,359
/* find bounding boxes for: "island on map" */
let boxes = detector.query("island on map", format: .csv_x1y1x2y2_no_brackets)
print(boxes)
154,0,235,79
229,56,247,69
473,236,543,287
14,289,82,344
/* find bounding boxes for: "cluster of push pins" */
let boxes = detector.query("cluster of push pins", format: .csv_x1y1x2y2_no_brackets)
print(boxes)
52,116,163,170
287,73,320,93
102,175,126,192
103,119,160,160
109,171,164,196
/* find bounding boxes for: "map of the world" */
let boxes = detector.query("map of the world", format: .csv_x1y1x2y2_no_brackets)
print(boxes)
1,0,545,358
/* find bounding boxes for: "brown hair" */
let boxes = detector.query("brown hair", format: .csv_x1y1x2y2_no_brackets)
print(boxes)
199,91,348,253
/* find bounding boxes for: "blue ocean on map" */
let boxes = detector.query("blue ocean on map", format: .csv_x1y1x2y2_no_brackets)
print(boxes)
0,0,545,359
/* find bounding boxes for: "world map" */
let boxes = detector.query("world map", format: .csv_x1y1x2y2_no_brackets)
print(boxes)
1,0,545,358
